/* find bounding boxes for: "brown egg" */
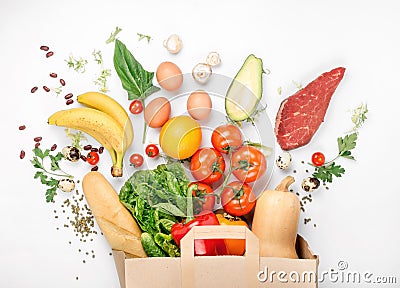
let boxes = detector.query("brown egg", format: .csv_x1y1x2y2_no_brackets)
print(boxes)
187,90,212,120
156,61,183,91
144,97,171,128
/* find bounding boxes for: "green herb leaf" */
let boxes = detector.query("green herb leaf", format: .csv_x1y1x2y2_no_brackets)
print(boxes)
65,129,87,150
113,39,160,100
350,103,368,131
338,132,357,159
31,147,73,202
106,27,122,44
45,185,57,203
313,162,345,183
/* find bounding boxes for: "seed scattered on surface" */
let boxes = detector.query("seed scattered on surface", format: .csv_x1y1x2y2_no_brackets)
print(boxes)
43,86,50,92
64,93,73,99
91,165,98,171
31,86,38,93
80,155,87,162
19,125,26,130
83,145,92,150
35,142,40,148
91,147,98,152
66,99,74,105
40,45,49,51
60,79,66,86
20,150,25,159
98,146,104,154
34,136,42,142
50,72,58,78
51,144,57,151
46,51,54,58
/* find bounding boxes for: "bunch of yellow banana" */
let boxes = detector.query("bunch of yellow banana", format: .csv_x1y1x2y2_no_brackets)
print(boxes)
48,92,133,177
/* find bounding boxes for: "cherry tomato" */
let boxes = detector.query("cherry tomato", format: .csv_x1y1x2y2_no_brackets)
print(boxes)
190,148,225,184
145,144,159,158
232,145,266,183
129,153,144,168
211,124,243,154
216,213,248,255
86,151,100,165
129,99,144,114
189,182,215,215
311,152,325,166
221,181,256,217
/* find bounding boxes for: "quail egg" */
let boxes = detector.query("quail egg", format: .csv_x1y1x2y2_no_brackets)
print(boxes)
275,151,292,170
58,178,75,192
301,177,320,192
62,146,81,162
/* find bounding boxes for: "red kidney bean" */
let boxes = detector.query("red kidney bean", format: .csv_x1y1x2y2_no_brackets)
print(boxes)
66,99,74,105
98,146,104,154
34,136,42,142
91,147,98,152
19,125,26,130
51,144,57,151
46,51,54,58
31,86,38,93
60,79,66,86
80,155,87,162
40,46,49,51
83,145,92,150
91,165,99,171
35,142,41,148
64,93,73,99
50,73,57,78
43,86,50,92
20,150,26,159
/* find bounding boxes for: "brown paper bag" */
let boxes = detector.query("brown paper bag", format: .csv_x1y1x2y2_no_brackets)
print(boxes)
113,226,318,288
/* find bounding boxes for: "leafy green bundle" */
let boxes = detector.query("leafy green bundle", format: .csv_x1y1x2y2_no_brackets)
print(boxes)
119,163,189,257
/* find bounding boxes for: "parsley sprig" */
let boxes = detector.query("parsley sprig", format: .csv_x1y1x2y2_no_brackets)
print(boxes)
311,103,367,183
312,133,357,183
31,147,73,202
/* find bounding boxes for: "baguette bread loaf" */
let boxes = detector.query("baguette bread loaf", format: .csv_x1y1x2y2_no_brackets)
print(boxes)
82,171,147,257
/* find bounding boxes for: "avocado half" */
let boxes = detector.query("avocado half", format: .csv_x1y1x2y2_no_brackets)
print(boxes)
225,54,263,122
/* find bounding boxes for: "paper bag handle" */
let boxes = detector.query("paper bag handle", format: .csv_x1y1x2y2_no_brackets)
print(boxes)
180,225,259,288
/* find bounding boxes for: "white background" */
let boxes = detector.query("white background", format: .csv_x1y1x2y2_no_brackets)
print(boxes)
1,0,400,287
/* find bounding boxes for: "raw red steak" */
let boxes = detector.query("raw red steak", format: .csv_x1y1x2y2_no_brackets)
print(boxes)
275,67,345,150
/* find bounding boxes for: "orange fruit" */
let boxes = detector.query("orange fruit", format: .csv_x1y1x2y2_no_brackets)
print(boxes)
159,116,202,159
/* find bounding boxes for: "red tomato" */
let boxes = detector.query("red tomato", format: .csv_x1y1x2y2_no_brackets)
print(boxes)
311,152,325,166
129,100,144,114
129,153,144,168
189,182,215,215
86,151,100,165
232,145,266,183
211,124,243,154
221,181,256,216
190,148,225,184
145,144,159,158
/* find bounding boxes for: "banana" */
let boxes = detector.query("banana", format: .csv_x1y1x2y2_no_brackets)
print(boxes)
77,92,133,152
48,107,126,177
73,126,118,165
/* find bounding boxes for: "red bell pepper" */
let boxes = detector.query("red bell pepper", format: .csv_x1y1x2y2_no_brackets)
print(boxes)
171,210,227,256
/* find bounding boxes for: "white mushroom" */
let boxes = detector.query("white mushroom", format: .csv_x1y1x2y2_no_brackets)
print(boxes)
275,151,292,170
58,178,76,193
163,34,183,54
301,177,320,192
206,52,221,67
192,63,212,84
